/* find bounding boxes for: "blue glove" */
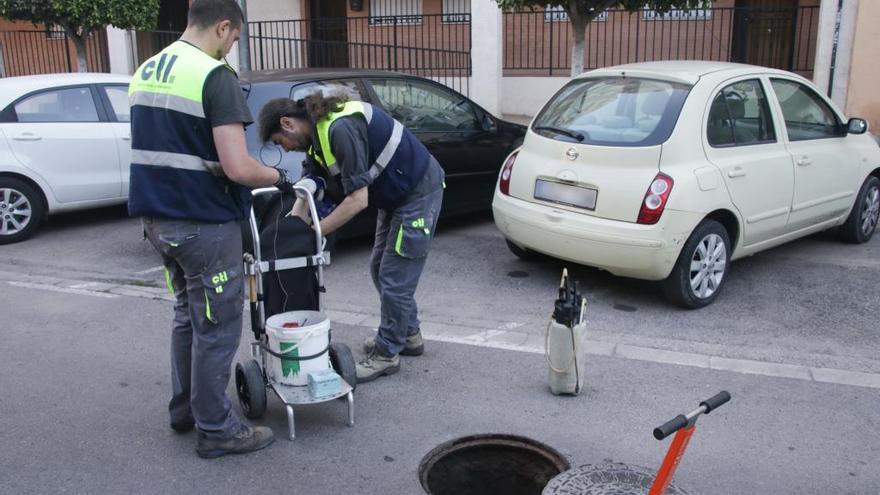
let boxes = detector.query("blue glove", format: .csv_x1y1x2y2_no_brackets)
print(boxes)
316,197,337,219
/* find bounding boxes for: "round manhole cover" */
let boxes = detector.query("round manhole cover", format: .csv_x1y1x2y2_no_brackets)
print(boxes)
542,463,690,495
419,434,570,495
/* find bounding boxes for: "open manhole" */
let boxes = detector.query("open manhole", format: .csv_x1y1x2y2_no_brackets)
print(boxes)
419,434,570,495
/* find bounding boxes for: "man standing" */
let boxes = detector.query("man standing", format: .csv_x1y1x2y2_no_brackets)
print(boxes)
257,94,444,384
128,0,297,458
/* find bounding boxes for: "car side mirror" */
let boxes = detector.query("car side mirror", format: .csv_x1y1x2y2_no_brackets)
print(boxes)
481,113,497,133
847,118,868,135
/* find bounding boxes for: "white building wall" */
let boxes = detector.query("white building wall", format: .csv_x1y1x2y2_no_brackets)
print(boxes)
468,0,503,116
107,27,134,75
500,77,569,119
812,0,858,108
247,0,302,21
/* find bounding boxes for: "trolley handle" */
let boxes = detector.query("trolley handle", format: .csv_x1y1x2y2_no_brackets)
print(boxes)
700,390,731,414
653,391,731,441
653,415,688,441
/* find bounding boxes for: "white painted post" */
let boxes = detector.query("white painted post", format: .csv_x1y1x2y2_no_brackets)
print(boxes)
813,0,858,107
106,27,135,75
470,0,503,116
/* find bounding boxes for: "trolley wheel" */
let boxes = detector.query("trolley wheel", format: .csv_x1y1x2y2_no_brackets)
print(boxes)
329,342,357,392
235,359,267,419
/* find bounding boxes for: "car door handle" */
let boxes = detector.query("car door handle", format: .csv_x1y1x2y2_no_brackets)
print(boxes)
121,134,131,141
796,157,812,166
727,167,746,178
13,133,41,141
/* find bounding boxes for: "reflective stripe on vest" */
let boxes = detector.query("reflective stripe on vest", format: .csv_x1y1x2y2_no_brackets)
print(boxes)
313,101,404,181
128,41,251,222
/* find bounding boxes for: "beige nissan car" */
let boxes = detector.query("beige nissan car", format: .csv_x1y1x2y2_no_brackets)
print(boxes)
493,61,880,308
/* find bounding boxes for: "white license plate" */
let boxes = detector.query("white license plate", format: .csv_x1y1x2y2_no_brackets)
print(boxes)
534,179,597,210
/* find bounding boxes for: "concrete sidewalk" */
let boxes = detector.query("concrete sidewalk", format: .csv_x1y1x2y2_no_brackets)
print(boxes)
1,283,878,495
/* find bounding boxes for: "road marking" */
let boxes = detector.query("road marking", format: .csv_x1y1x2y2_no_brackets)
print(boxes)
5,273,880,390
67,282,101,289
134,265,166,275
323,308,880,390
8,281,119,299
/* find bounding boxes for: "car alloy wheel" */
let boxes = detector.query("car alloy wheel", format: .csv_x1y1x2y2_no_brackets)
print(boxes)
689,233,727,300
0,187,32,236
860,183,879,237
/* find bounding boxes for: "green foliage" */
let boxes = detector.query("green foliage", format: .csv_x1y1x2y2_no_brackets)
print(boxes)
0,0,160,36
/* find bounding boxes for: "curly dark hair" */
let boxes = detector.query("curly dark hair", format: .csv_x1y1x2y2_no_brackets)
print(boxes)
257,92,349,143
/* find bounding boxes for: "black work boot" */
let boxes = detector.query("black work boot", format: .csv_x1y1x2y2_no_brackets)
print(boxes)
170,420,195,434
196,425,275,459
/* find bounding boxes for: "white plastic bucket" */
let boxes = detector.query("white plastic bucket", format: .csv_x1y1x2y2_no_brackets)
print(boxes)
265,310,331,386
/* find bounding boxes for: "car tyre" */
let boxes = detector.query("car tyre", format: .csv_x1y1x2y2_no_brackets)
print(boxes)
839,176,880,244
663,219,731,309
0,178,45,245
505,239,540,261
235,360,267,419
329,342,357,392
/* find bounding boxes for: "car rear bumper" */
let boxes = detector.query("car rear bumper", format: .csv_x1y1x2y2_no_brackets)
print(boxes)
492,192,703,280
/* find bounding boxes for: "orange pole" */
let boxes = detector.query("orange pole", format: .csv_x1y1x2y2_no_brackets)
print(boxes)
648,425,696,495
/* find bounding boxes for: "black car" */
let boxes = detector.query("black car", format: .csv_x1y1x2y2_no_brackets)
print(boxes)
240,69,525,237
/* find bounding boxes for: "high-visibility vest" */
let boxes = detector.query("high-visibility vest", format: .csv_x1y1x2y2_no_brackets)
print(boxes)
309,101,431,210
128,40,251,222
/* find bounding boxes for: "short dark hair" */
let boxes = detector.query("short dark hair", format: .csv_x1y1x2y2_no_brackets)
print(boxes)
188,0,244,29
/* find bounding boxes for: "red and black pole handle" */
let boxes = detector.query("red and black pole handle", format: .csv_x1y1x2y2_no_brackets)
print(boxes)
653,391,731,440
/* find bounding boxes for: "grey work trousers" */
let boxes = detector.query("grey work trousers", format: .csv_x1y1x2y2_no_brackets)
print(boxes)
370,186,444,356
144,217,245,440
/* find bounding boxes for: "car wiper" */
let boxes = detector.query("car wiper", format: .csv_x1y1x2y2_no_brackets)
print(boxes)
533,126,585,142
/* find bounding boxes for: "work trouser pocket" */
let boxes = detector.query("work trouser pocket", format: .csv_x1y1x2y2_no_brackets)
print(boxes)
200,267,243,325
392,215,434,259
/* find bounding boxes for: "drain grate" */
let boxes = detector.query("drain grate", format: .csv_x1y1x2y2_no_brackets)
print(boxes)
420,434,570,495
542,463,690,495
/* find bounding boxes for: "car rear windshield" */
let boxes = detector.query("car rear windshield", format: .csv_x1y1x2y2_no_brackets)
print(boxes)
532,77,692,147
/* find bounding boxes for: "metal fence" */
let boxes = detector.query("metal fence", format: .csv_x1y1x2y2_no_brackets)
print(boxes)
248,14,472,95
503,6,819,78
132,30,181,67
0,29,109,77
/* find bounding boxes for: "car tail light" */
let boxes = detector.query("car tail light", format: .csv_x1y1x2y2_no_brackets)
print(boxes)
637,173,674,225
499,151,518,196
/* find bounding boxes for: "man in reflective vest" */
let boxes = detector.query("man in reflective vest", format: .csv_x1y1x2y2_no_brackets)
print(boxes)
258,94,445,384
129,0,299,458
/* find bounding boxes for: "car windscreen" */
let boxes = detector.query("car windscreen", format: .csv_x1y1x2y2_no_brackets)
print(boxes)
532,77,692,147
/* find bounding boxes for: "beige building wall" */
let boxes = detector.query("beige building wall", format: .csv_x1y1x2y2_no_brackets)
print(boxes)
844,0,880,131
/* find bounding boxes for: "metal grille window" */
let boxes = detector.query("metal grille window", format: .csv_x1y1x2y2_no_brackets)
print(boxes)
46,25,66,40
544,7,607,23
442,0,470,23
644,3,713,20
370,0,423,26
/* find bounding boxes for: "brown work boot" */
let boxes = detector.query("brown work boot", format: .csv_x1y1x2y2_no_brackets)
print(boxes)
363,331,424,356
196,425,275,459
356,349,400,383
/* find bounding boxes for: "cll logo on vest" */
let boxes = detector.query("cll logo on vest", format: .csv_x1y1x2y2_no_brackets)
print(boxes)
141,53,179,84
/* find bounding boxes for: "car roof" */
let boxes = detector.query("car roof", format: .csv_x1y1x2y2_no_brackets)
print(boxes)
577,61,797,85
0,72,130,108
239,68,413,84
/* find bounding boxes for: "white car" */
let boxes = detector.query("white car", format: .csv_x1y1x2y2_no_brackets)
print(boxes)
0,73,132,244
493,61,880,308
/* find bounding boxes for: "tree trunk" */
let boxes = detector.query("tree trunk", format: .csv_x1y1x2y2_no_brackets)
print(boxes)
569,14,587,78
72,35,89,73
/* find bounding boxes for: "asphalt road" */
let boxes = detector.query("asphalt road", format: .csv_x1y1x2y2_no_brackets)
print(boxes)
1,204,879,494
